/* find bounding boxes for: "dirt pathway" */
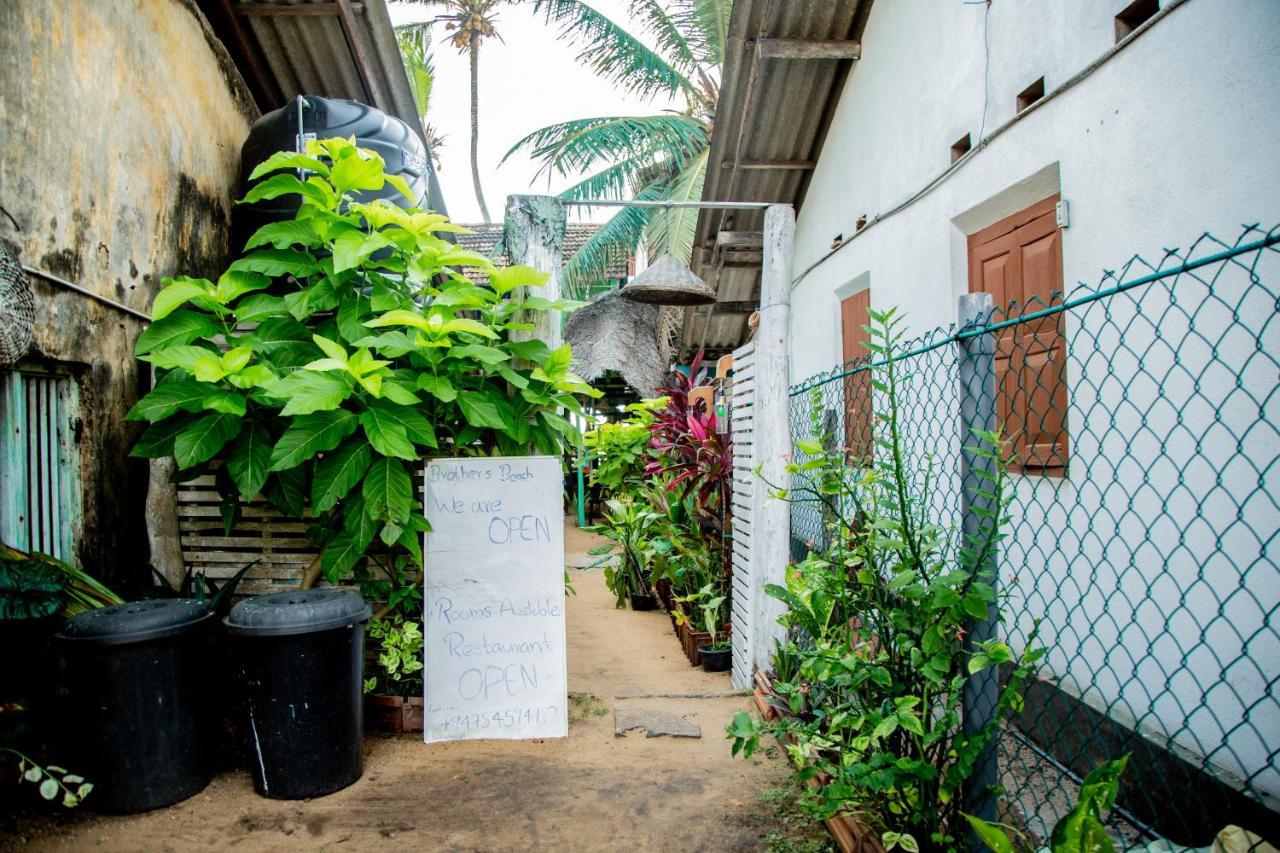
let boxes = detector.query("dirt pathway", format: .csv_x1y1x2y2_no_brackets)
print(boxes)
6,520,821,853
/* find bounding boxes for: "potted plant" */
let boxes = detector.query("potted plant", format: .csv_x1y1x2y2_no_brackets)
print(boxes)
695,588,731,672
587,497,660,610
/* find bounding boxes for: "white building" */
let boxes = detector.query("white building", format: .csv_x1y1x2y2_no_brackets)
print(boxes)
691,0,1279,844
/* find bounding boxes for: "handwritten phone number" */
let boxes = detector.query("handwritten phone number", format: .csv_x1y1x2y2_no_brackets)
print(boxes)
437,706,561,732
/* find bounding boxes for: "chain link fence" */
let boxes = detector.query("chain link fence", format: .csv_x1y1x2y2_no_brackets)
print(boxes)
786,224,1279,847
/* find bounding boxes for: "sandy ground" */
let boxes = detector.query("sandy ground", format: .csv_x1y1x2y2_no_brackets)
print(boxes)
3,521,819,853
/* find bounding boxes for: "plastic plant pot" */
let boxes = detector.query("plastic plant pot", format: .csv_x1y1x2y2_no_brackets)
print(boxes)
56,599,216,813
699,646,731,672
629,592,658,611
225,590,371,800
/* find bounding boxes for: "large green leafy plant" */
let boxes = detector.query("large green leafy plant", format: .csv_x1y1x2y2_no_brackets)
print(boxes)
728,309,1043,852
582,397,662,498
128,137,595,584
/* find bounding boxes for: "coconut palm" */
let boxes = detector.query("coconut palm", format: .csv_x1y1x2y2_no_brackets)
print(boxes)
506,0,730,298
395,22,447,172
403,1,507,222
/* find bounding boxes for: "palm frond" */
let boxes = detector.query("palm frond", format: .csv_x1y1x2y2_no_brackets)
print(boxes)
642,148,707,262
561,178,671,298
504,114,708,180
628,0,699,74
396,23,435,119
555,154,669,202
532,0,695,100
673,0,732,66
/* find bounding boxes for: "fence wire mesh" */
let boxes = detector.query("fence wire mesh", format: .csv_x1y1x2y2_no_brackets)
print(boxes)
786,224,1280,848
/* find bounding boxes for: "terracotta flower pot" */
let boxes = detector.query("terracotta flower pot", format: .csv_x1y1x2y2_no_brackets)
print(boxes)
365,693,424,733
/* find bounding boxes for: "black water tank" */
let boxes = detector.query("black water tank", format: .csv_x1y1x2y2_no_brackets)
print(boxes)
232,95,431,253
56,600,216,813
225,589,371,800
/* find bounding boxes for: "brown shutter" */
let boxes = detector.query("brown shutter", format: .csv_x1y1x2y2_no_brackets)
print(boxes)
967,195,1067,476
1015,210,1068,473
840,290,872,462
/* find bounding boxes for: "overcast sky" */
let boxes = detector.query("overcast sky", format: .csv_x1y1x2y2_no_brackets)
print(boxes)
387,1,682,225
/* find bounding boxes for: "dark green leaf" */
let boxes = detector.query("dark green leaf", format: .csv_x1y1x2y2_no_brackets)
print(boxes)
135,310,219,355
416,374,457,402
359,407,417,460
363,457,413,524
228,248,319,278
226,421,273,499
458,390,508,430
265,372,350,416
311,437,372,513
264,466,307,517
269,409,358,471
126,379,214,422
173,411,242,469
130,416,194,458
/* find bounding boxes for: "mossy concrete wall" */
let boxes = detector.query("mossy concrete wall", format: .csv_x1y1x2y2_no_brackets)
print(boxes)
0,0,256,589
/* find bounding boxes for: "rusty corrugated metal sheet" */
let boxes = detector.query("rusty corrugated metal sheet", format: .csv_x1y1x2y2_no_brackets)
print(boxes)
685,0,869,358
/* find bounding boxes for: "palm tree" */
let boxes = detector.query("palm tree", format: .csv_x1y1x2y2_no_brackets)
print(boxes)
404,1,506,222
506,0,730,298
395,22,448,172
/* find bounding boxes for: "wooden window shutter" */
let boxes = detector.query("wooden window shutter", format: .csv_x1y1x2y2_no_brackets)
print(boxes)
967,195,1068,476
840,290,873,462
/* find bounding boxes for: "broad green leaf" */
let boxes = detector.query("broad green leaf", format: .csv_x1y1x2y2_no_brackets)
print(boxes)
330,150,386,195
244,219,321,251
247,151,330,182
380,380,421,405
385,173,415,202
268,409,358,471
506,340,551,364
250,316,312,353
321,529,367,583
226,421,272,499
362,457,413,524
130,416,193,458
489,264,548,295
365,400,436,448
138,344,219,372
416,374,456,402
228,248,320,278
233,292,288,322
266,371,351,416
963,818,1016,853
312,334,348,361
173,411,241,469
311,437,371,513
193,353,227,382
215,270,270,304
332,229,391,273
201,389,247,416
239,173,318,205
542,343,573,380
448,343,509,366
264,466,307,517
151,277,214,320
126,379,212,421
364,308,431,333
221,346,252,374
457,390,508,430
440,318,497,339
360,407,417,460
135,310,219,355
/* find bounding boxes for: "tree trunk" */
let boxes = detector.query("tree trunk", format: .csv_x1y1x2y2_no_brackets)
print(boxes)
469,44,491,223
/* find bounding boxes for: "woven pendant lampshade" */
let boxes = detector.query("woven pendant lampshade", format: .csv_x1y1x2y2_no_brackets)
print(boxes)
619,254,717,306
0,243,36,366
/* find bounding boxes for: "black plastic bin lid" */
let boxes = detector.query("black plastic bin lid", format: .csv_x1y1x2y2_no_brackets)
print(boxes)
224,590,372,638
56,600,213,646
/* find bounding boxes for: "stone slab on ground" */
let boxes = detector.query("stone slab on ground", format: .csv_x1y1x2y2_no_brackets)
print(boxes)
614,708,702,739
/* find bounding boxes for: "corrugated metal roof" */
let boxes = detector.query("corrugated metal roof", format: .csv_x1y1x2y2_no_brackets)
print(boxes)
685,0,871,358
454,223,629,285
200,0,447,214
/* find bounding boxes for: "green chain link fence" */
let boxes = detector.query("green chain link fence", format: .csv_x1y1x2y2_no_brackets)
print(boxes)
786,224,1279,847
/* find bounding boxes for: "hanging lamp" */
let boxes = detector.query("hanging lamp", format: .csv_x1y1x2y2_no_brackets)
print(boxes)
619,254,716,306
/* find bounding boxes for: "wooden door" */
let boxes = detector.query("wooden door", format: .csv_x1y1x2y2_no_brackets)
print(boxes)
840,290,872,462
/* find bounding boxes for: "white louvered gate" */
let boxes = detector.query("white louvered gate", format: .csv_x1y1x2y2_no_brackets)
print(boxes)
728,340,756,689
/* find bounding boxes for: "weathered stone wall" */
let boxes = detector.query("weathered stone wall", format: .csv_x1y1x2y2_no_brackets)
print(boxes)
0,0,256,589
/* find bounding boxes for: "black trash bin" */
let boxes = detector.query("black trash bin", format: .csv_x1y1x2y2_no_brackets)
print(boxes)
225,590,371,800
56,600,215,813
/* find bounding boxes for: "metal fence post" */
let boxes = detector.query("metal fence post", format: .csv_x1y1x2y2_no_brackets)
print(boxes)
958,291,999,830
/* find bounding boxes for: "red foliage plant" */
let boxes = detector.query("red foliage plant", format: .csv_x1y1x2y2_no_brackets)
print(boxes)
645,352,733,535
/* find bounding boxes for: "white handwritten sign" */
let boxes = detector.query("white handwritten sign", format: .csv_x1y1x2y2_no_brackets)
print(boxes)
422,455,567,743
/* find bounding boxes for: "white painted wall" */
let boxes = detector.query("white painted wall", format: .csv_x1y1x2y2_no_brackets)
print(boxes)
784,0,1280,812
